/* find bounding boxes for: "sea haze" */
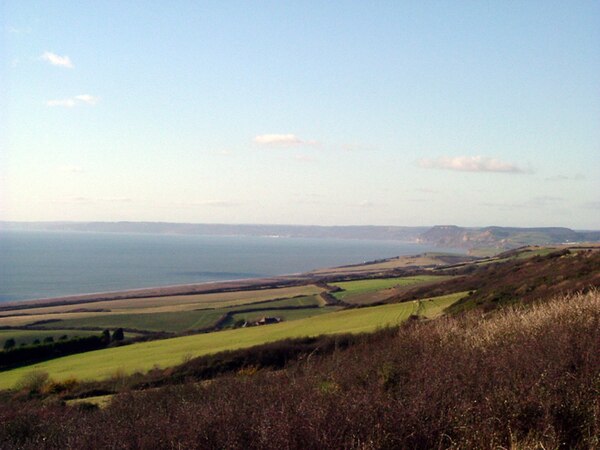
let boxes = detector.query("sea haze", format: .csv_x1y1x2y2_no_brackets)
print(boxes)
0,230,461,302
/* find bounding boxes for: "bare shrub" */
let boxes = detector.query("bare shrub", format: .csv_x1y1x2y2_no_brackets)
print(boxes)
14,370,50,394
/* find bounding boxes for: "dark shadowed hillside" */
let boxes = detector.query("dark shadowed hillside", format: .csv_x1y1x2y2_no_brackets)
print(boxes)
392,248,600,312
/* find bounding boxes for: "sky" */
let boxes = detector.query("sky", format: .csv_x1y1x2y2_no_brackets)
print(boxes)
1,1,599,229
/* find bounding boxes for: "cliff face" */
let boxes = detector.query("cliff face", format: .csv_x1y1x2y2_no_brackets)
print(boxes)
418,225,591,249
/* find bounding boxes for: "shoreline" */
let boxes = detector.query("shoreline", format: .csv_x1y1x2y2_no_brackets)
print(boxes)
0,248,471,311
0,274,315,311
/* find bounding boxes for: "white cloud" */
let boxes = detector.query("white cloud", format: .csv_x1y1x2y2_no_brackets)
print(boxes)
418,155,525,173
74,94,99,105
254,134,303,146
46,94,99,108
253,134,320,148
41,51,73,68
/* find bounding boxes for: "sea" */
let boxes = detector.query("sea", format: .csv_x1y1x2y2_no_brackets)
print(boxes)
0,230,463,303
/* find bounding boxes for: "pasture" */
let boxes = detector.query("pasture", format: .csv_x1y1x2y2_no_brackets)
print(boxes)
332,275,452,302
0,292,466,389
0,285,325,317
0,285,325,328
32,295,327,333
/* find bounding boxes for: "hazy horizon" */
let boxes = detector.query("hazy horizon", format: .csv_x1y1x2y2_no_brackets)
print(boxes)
2,2,599,228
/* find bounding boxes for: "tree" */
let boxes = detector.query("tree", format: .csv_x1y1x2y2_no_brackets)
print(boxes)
3,338,16,351
101,329,111,344
112,328,124,341
43,336,54,344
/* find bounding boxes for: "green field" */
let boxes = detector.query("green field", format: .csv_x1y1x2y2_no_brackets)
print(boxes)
34,309,225,333
0,293,466,390
332,275,452,301
0,329,104,348
33,295,324,333
227,305,338,325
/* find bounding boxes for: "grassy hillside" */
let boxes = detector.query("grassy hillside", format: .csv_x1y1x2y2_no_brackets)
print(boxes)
0,293,464,390
1,290,597,449
331,275,451,303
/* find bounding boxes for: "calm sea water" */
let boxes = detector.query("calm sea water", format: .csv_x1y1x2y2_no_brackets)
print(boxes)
0,230,461,302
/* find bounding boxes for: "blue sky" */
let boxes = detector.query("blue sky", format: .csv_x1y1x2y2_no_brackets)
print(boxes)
2,1,599,228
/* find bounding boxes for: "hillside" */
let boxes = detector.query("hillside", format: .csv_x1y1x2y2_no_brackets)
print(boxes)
393,247,600,311
418,225,600,249
1,290,598,449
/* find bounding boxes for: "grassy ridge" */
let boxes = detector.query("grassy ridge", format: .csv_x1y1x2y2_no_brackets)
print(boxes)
0,293,464,389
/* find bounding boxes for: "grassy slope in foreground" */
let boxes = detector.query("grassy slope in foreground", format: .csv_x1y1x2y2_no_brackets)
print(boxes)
0,293,465,390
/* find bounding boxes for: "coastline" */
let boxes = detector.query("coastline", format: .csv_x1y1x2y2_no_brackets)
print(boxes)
0,250,471,311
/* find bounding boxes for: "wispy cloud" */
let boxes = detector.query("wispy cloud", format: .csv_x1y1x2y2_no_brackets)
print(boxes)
54,197,132,204
74,94,99,105
6,26,32,34
254,134,318,147
418,155,526,173
340,143,376,152
41,51,73,68
583,201,600,210
46,94,99,108
293,154,316,163
481,196,564,210
355,201,378,208
57,165,84,173
544,173,585,182
186,200,241,207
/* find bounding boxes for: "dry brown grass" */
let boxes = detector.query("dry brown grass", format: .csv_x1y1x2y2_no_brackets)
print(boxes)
1,289,598,449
